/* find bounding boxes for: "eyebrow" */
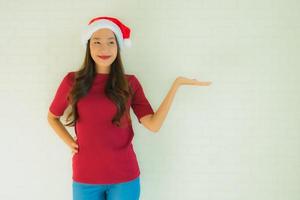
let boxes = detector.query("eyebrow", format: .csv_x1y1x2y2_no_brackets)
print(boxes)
92,37,115,40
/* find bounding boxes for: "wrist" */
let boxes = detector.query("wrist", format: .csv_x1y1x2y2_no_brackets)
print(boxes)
173,79,181,89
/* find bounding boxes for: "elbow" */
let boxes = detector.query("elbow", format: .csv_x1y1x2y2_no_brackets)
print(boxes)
151,126,160,133
139,114,159,133
149,115,160,133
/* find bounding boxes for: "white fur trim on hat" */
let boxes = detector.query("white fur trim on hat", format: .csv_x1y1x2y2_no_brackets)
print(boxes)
123,38,132,48
81,19,125,50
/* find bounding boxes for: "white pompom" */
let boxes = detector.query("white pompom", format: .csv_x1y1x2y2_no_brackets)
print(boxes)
123,39,132,48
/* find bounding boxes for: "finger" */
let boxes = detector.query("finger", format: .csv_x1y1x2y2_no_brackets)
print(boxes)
71,150,78,155
72,143,79,148
196,81,212,86
71,146,78,151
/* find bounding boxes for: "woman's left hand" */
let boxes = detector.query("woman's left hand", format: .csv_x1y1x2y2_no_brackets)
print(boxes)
175,76,212,87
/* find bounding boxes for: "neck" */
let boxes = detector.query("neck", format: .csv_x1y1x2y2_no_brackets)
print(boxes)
96,65,111,74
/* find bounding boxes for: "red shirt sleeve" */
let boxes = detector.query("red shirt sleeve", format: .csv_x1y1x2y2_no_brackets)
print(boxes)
49,72,74,117
130,75,154,124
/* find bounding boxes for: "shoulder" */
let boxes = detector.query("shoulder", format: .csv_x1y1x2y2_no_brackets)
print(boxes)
61,71,76,86
125,73,139,82
125,74,140,88
66,71,76,79
124,73,134,78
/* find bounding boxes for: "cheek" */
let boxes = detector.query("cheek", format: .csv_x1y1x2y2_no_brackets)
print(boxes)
90,52,97,59
113,51,117,57
89,47,96,55
112,47,118,56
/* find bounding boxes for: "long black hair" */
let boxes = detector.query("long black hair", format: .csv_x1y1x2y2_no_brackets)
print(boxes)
64,35,133,128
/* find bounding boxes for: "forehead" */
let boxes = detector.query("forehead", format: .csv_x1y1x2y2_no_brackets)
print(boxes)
91,28,116,40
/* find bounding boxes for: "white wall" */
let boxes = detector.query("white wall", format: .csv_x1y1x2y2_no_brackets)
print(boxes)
0,0,299,199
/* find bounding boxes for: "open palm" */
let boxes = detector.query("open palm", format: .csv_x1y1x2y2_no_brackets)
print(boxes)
176,76,212,86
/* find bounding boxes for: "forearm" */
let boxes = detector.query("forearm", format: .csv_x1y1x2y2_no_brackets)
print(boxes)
151,80,180,132
47,118,75,147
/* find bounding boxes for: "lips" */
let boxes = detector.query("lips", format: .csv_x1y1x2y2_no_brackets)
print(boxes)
98,55,111,60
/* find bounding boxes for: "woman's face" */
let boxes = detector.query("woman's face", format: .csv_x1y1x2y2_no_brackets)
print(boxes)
89,28,118,72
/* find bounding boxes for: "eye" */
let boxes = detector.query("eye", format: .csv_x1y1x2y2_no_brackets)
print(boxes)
109,41,115,44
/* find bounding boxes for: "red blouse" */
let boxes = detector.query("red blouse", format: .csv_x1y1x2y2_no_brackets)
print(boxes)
48,71,154,184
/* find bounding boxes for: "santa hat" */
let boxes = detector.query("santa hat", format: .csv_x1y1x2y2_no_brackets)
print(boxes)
81,16,132,51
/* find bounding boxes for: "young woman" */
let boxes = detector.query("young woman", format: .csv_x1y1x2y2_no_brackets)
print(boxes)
47,16,212,200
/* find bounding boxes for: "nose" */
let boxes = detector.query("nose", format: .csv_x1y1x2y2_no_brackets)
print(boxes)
99,45,112,53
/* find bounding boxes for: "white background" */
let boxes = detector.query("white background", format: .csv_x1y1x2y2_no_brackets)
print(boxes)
0,0,299,199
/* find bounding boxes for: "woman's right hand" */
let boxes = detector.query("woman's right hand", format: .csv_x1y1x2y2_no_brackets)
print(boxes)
70,137,79,156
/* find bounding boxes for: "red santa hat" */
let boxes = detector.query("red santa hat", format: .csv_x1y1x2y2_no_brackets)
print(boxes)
81,16,132,50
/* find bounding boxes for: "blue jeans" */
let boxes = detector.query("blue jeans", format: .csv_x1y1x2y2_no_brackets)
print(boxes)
72,176,140,200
